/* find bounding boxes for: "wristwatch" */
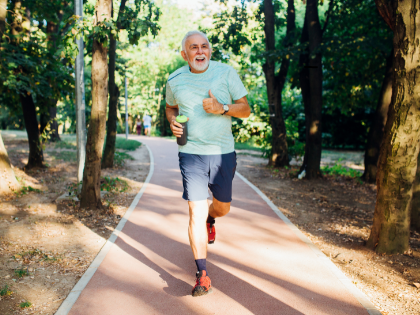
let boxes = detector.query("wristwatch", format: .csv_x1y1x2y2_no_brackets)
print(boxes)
222,104,229,115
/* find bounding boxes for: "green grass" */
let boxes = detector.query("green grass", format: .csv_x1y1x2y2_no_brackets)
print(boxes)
114,151,134,167
101,176,128,193
19,301,31,308
0,285,13,296
14,268,28,278
14,185,41,197
321,162,362,178
49,150,77,162
234,141,262,151
52,140,76,150
115,138,142,151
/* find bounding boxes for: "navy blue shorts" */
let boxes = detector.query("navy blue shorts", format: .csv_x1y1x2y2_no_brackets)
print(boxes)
178,152,237,202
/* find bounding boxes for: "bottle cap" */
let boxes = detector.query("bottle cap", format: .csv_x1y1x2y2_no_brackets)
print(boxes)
176,115,188,123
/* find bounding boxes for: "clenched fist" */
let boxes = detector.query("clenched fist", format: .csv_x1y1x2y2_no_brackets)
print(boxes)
203,90,224,114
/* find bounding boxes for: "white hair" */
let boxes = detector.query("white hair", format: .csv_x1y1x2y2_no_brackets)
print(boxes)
181,30,211,52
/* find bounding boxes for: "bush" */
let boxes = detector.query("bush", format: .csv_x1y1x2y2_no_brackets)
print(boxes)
321,162,362,178
19,301,31,308
114,138,141,151
0,285,12,296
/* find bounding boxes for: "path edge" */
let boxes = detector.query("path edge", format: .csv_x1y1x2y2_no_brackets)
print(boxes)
235,171,382,315
55,143,154,315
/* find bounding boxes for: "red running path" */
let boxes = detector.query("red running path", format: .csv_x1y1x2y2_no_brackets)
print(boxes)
60,136,379,315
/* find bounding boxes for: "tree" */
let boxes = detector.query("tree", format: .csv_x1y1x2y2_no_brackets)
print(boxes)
0,0,6,41
411,153,420,233
367,0,420,254
10,0,44,168
262,0,295,167
362,51,393,183
102,0,127,169
298,0,324,179
210,0,297,167
1,0,75,168
362,1,395,183
0,132,19,195
80,0,112,210
102,0,160,168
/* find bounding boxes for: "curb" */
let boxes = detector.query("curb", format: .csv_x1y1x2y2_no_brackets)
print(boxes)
55,143,154,315
235,171,382,315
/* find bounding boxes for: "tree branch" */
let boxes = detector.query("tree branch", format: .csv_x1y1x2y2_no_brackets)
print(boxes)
322,0,335,35
374,0,395,31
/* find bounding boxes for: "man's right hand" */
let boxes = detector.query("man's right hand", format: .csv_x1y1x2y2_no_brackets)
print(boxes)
170,119,184,138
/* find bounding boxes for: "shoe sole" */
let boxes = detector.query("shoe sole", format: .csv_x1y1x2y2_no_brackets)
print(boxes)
208,235,215,244
192,287,213,297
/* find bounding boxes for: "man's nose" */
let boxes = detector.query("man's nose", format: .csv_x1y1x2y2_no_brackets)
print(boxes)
197,46,203,54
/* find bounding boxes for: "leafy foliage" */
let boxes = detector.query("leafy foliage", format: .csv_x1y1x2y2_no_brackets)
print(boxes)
321,161,362,178
0,285,13,296
115,138,142,151
101,176,128,192
19,301,32,308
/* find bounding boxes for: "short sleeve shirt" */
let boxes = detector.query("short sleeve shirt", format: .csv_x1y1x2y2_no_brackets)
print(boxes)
166,61,248,155
143,115,152,126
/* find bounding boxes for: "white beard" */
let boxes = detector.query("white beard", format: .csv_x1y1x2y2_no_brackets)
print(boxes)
189,54,210,71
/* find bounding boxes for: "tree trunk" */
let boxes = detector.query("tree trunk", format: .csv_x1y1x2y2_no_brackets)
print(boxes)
298,16,310,173
40,99,60,143
102,0,127,169
304,0,323,179
367,0,420,254
262,0,292,167
48,104,60,142
80,0,112,210
273,0,295,167
0,0,6,41
0,132,20,194
42,21,60,142
374,0,395,31
20,94,44,169
362,51,393,183
102,33,118,169
411,152,420,233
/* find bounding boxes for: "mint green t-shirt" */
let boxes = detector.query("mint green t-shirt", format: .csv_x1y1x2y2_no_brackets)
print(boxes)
166,61,248,155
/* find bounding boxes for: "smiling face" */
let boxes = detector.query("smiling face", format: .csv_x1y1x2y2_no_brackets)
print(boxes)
181,34,211,73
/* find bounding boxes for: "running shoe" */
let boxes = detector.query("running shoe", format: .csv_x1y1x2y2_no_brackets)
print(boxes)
207,222,215,244
192,270,212,297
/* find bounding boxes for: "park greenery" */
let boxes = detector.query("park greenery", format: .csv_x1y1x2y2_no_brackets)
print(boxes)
0,0,420,255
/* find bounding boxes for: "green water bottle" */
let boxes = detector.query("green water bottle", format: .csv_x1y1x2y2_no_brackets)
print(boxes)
176,115,188,146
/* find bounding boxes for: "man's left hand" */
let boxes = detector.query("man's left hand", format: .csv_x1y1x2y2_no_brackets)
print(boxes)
203,90,224,115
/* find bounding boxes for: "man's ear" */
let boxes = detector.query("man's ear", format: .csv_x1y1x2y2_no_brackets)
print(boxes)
181,50,188,62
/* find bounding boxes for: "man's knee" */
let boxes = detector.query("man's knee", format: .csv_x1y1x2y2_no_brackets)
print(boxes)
189,200,208,221
212,198,230,217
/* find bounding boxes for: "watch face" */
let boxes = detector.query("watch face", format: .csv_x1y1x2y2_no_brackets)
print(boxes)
223,105,229,111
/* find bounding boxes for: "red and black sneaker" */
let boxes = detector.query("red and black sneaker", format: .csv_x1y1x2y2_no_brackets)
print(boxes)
207,222,215,244
192,270,212,297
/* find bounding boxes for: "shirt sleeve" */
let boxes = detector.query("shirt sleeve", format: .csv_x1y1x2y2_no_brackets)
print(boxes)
228,67,248,101
166,82,176,106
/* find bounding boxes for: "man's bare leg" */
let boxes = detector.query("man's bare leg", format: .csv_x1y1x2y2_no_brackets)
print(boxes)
188,200,208,259
188,197,230,258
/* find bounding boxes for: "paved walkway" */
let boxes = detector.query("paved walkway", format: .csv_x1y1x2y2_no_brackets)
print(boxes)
59,136,379,315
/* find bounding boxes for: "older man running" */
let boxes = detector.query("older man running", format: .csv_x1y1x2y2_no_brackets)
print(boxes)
165,30,250,297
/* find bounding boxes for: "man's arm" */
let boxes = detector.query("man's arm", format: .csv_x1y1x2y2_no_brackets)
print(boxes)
202,90,251,118
166,103,184,138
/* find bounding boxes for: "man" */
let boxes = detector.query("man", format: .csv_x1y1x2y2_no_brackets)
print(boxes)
165,30,251,297
143,114,152,136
